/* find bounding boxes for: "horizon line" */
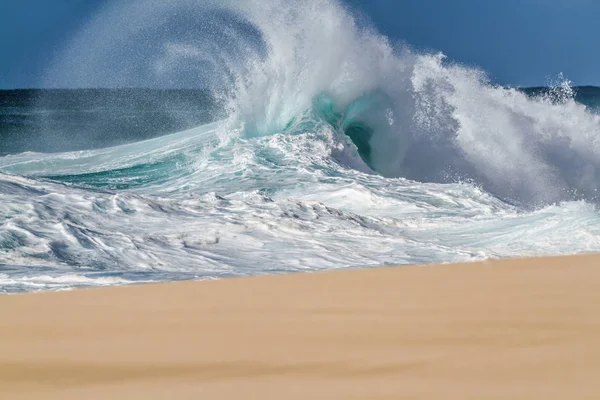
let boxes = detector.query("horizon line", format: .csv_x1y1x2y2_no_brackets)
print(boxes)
2,85,600,91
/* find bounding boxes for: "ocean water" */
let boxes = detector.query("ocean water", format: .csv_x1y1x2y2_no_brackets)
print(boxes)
3,0,600,293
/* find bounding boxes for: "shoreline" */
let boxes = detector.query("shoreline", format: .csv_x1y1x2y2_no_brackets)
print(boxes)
2,254,600,399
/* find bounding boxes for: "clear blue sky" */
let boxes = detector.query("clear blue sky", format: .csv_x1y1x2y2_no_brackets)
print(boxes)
1,0,599,88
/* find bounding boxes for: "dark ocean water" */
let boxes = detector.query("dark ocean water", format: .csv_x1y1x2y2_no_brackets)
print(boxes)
522,86,600,110
0,89,220,155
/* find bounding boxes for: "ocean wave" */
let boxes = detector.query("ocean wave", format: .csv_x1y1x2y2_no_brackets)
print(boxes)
2,0,600,292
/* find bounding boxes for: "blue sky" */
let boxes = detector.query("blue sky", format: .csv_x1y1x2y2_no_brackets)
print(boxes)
1,0,599,88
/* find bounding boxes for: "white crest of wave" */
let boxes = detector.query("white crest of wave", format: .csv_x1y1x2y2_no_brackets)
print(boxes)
45,0,600,206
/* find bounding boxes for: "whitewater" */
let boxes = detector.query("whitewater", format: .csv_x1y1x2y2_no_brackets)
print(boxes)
2,0,600,293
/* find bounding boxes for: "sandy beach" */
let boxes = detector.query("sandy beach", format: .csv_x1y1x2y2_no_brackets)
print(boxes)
1,254,600,399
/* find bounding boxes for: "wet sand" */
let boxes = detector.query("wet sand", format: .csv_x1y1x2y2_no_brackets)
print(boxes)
2,254,600,399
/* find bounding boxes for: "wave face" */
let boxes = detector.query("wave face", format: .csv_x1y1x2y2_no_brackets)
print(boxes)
2,0,600,292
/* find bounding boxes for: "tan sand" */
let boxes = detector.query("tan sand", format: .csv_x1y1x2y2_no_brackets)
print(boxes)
1,254,600,399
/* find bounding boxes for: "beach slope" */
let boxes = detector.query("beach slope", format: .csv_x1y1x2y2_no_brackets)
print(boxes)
2,255,600,399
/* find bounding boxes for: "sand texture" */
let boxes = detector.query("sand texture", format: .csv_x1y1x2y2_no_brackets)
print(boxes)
2,254,600,399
